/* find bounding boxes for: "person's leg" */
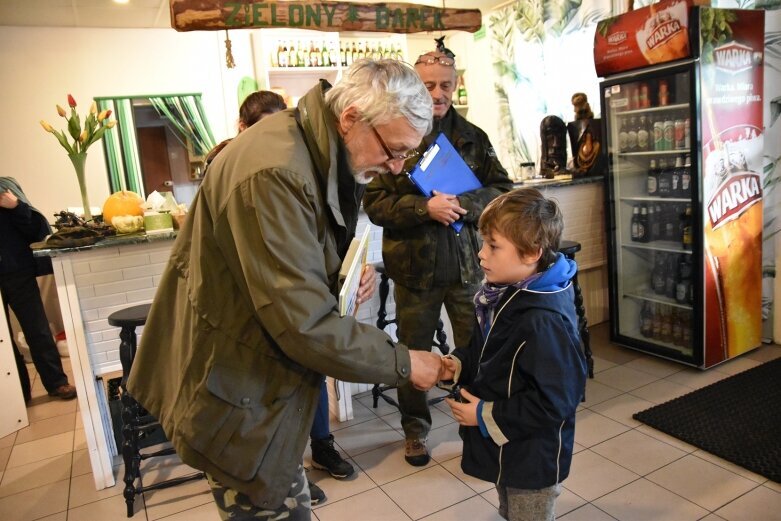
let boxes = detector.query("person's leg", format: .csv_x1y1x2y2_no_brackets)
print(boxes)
207,465,312,521
496,484,509,520
505,484,561,521
3,271,72,397
393,283,446,465
2,288,32,402
442,282,481,351
310,379,354,479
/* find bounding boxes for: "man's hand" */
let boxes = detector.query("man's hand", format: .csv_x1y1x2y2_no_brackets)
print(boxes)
0,190,19,209
440,356,457,381
426,190,467,226
357,265,377,304
409,350,442,390
445,388,479,426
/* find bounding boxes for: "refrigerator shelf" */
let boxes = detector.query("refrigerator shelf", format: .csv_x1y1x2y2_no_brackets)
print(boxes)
617,150,689,157
624,290,693,310
621,327,694,356
622,242,693,254
615,103,688,116
620,196,691,203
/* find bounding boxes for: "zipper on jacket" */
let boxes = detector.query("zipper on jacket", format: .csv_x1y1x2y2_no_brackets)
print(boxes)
477,287,522,371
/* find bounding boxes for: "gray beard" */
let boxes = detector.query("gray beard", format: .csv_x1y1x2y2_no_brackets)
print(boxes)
353,167,388,184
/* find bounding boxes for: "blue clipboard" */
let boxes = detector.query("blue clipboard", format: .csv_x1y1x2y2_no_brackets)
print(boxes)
408,133,482,232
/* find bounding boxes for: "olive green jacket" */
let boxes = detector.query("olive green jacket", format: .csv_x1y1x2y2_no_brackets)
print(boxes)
363,107,513,289
127,82,411,509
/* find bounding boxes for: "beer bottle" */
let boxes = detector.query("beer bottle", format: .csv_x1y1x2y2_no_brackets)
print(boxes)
639,82,650,108
671,156,683,197
648,203,658,242
278,41,288,68
681,204,693,250
298,39,308,67
631,205,641,242
288,41,298,67
640,301,653,337
684,117,691,149
350,42,358,64
639,204,649,242
627,116,638,152
457,76,468,106
660,305,672,342
681,311,692,347
659,80,670,106
672,308,684,346
339,42,346,67
637,115,650,151
658,158,671,197
664,203,676,241
647,159,659,196
665,254,678,299
652,253,667,294
329,42,338,68
676,254,691,304
619,119,629,153
681,154,692,198
357,40,365,60
651,303,662,339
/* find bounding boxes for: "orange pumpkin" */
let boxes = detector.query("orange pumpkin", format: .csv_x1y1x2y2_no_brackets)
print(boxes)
102,191,144,226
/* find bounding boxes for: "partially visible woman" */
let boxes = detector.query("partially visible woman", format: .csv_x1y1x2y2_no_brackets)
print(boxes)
205,90,287,166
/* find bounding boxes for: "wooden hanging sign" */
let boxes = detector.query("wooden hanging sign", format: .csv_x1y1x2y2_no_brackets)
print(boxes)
170,1,482,33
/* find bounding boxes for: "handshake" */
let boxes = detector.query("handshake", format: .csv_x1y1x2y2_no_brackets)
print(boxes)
408,351,458,391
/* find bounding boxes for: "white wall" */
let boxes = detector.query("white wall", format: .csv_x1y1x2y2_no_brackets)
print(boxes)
0,26,235,219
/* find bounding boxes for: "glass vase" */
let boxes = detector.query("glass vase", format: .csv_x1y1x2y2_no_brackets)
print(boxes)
68,152,92,220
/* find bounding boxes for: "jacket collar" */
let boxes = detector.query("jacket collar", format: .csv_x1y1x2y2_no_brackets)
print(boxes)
296,80,349,230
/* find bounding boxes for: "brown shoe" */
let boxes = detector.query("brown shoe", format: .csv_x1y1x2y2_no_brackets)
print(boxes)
404,438,430,466
48,384,77,400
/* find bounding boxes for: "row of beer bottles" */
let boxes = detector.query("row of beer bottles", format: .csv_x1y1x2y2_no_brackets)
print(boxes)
618,78,683,112
650,252,694,305
647,155,691,198
631,202,693,248
618,112,689,153
271,40,404,67
639,302,691,348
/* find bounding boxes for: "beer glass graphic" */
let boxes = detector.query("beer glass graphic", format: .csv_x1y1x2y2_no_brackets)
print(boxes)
635,0,689,65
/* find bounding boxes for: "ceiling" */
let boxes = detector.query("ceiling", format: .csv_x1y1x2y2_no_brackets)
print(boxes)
0,0,503,29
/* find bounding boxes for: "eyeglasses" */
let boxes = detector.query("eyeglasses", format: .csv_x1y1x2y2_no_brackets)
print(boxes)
369,124,420,163
414,54,455,67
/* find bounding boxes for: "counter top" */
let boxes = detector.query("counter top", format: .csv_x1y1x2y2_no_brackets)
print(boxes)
513,174,604,189
33,230,177,257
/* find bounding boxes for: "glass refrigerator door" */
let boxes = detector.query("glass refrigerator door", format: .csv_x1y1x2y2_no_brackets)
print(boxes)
604,65,697,364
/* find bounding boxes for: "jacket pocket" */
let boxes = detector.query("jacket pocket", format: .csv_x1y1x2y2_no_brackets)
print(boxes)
176,362,300,480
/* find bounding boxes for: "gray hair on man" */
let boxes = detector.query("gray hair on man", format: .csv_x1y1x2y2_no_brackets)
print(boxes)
325,59,433,136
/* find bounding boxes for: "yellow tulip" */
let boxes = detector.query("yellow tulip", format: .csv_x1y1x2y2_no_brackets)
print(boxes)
106,120,117,129
98,110,109,122
40,120,54,132
56,105,66,117
79,130,87,143
90,101,97,115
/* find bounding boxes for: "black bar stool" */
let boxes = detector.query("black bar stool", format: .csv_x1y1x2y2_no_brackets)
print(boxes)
558,240,595,379
371,263,450,410
108,303,205,518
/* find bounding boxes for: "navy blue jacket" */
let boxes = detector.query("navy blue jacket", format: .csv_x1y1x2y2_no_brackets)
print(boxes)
452,280,587,489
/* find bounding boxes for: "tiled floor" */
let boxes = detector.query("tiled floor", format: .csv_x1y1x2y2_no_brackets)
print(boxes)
1,322,780,521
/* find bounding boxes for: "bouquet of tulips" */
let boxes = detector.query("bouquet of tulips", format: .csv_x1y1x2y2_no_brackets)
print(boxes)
40,94,116,155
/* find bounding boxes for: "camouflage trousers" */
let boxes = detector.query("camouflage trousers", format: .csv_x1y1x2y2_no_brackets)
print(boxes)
394,282,479,440
206,465,311,521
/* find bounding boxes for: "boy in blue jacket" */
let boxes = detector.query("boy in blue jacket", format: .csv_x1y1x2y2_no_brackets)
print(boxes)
441,187,587,521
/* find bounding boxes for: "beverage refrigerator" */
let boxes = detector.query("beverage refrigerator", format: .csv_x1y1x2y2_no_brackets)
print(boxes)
593,0,765,368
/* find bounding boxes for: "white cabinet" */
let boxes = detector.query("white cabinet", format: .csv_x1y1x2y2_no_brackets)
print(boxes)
253,29,408,107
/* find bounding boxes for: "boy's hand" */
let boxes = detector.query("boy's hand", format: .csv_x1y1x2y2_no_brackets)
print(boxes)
440,356,456,381
445,388,479,426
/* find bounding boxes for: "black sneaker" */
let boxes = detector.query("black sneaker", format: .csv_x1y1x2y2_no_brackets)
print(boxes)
311,434,355,479
308,480,326,506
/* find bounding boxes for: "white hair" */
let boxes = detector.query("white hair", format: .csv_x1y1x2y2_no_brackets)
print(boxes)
325,59,433,136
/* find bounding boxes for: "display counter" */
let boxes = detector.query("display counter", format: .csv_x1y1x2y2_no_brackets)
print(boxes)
34,232,177,490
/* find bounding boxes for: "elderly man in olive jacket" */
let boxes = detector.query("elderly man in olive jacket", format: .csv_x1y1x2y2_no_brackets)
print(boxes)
127,60,440,520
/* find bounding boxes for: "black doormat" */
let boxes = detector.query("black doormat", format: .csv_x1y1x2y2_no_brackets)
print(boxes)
633,357,781,483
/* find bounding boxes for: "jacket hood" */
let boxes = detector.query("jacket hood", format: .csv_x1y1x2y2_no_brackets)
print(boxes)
528,253,577,292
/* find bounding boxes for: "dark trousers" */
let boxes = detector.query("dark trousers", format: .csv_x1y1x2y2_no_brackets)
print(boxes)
309,378,330,441
394,282,479,440
1,269,68,395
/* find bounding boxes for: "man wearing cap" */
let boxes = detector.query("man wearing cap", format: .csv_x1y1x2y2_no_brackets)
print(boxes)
363,41,513,466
